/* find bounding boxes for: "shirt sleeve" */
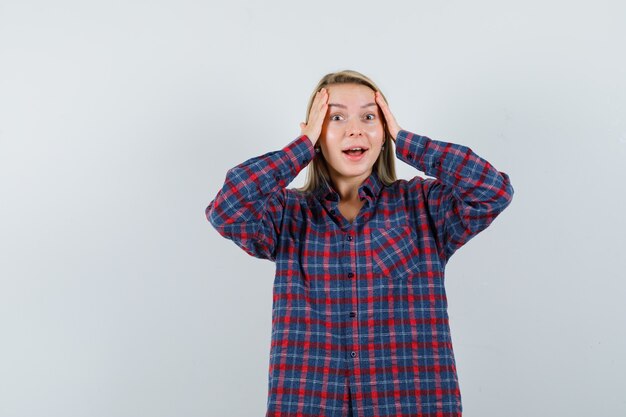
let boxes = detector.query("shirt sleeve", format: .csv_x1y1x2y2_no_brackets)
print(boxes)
395,129,514,264
205,134,316,262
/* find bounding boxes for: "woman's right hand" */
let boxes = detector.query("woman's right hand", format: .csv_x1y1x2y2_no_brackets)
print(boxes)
299,87,328,146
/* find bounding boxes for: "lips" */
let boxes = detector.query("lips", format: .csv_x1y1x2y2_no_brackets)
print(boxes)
341,146,370,152
342,147,369,161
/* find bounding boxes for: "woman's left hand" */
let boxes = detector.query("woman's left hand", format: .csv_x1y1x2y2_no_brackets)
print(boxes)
375,91,402,142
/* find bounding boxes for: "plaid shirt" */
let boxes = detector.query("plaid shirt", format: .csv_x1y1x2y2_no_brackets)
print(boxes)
206,130,514,417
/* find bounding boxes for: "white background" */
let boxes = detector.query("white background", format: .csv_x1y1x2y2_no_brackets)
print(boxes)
1,1,625,416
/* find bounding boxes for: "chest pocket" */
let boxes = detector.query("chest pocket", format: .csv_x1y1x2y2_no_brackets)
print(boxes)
369,225,421,278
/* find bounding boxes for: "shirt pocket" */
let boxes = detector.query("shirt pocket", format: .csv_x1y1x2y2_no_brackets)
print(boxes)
369,225,421,279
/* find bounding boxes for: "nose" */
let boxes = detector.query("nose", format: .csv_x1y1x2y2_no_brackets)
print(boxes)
346,119,363,136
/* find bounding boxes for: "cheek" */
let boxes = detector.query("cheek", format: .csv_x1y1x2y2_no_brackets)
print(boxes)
365,124,384,140
322,124,341,141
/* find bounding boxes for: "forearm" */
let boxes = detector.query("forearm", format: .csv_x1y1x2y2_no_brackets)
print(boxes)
205,134,315,260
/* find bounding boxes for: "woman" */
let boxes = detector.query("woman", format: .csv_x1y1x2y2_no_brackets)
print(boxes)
206,70,514,417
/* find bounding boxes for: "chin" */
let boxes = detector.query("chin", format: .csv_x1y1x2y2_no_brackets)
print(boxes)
339,165,374,177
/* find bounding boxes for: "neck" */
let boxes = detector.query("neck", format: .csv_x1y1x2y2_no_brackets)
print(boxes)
328,169,371,202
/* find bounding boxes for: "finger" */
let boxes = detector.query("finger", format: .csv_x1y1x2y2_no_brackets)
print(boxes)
375,92,399,137
312,91,328,122
316,88,328,110
375,93,389,117
310,89,327,115
375,93,392,120
311,90,321,107
375,91,389,109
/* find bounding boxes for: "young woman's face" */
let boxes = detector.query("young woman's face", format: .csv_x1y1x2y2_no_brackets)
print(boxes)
318,83,385,182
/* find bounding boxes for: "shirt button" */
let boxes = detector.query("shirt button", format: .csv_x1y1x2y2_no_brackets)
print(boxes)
350,351,357,358
330,209,336,215
407,153,413,159
302,158,309,164
347,235,353,241
348,272,354,278
349,312,356,318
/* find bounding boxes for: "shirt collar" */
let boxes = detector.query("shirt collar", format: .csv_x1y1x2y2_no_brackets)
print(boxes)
314,170,383,203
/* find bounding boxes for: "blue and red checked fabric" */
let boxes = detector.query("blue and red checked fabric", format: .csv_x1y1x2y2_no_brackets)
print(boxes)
206,130,514,417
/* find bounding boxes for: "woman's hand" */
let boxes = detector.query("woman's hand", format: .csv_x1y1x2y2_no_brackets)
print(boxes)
375,90,402,142
299,88,328,146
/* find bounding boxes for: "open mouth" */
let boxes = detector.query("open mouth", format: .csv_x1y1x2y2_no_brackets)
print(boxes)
342,147,368,160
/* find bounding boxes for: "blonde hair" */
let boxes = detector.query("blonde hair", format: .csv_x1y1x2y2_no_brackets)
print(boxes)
294,69,398,194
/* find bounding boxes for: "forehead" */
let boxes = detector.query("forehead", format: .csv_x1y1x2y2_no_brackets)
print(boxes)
326,83,375,105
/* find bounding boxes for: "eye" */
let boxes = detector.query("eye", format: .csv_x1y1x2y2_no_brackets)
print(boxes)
330,114,342,121
365,114,376,120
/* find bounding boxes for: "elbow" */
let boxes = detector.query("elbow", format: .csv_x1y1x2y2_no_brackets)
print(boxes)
499,172,514,209
206,199,225,232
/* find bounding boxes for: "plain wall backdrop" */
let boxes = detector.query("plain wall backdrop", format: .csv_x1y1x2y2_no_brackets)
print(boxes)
1,1,625,416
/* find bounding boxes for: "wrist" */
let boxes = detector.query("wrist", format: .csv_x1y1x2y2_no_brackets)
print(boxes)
302,133,316,147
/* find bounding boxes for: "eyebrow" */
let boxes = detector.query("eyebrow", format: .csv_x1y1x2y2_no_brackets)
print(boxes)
328,102,377,109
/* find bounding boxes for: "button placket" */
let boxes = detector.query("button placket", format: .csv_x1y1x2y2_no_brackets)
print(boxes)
344,229,359,363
